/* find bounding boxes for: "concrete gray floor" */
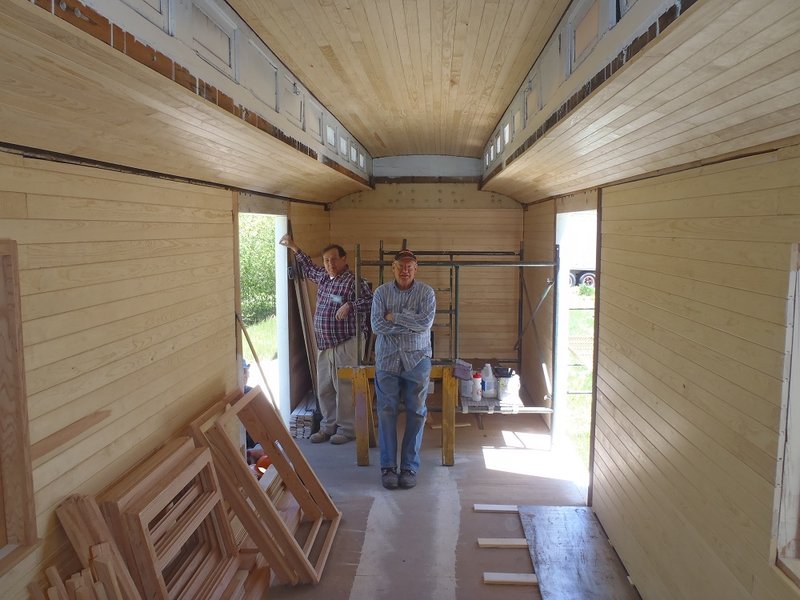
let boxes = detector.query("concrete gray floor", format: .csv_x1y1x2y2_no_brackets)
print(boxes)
270,412,588,600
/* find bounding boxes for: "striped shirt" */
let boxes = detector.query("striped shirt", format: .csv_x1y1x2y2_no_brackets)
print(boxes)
295,250,373,350
371,279,436,374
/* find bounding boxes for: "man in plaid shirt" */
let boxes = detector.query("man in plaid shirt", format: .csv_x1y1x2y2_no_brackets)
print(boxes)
280,234,372,444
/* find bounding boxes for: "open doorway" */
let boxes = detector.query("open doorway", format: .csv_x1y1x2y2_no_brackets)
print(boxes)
554,209,597,482
238,211,290,420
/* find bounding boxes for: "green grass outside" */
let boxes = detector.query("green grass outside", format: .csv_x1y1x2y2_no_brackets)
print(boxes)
563,391,592,470
242,316,278,365
563,288,595,470
568,307,595,337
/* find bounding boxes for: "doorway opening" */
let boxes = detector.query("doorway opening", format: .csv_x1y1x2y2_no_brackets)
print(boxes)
238,211,290,420
554,210,597,484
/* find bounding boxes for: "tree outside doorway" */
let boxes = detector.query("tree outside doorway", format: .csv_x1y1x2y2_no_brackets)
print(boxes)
239,213,278,390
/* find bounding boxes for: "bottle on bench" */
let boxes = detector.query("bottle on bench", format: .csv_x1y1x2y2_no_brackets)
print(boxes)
481,364,497,399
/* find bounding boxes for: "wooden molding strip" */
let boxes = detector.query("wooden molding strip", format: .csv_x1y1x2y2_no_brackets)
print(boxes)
31,410,111,461
482,572,539,586
477,538,528,549
473,504,519,513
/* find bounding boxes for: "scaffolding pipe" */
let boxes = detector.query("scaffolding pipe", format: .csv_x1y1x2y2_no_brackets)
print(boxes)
361,260,554,268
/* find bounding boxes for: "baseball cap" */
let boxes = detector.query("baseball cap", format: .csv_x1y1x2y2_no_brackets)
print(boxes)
394,249,417,262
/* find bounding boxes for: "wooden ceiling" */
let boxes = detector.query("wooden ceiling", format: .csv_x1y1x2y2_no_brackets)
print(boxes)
1,0,799,204
0,0,368,203
484,0,800,203
228,0,571,158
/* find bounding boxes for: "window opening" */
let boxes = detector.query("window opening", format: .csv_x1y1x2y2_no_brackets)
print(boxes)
326,125,336,148
525,77,540,125
573,0,600,69
191,0,237,78
554,211,596,490
777,247,800,587
238,213,290,419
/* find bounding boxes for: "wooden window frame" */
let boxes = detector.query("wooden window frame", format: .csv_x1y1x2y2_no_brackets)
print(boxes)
122,0,172,33
524,74,541,127
569,0,601,72
0,240,37,575
191,0,238,80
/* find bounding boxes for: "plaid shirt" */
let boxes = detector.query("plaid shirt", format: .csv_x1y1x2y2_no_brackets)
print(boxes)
295,250,373,350
371,279,436,374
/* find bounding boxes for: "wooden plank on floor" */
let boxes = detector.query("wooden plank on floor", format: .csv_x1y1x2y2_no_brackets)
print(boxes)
519,505,641,599
473,503,519,513
477,537,528,548
483,572,539,585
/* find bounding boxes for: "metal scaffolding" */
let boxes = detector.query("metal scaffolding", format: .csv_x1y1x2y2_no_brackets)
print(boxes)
352,239,559,372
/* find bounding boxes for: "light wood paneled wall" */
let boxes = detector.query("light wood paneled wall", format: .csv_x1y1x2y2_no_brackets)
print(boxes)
331,184,522,363
288,202,330,257
0,152,237,596
521,201,556,410
595,146,800,599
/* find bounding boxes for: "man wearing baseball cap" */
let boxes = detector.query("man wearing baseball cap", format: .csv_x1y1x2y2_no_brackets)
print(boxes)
371,249,436,489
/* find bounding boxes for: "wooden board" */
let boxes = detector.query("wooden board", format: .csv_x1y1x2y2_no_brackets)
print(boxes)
519,506,640,599
477,538,528,548
55,496,142,600
0,239,36,568
483,572,539,586
473,504,519,513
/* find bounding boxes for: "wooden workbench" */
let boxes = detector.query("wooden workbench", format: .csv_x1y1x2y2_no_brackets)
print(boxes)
337,366,458,467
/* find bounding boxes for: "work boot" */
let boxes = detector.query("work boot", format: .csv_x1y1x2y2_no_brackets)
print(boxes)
399,469,417,489
309,431,331,444
330,433,354,445
381,468,399,489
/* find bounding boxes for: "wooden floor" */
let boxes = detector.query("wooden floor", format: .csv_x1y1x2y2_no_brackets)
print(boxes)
269,412,591,600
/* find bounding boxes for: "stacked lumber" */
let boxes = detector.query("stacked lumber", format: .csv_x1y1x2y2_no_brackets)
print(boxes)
199,386,341,585
289,393,316,439
95,438,249,599
55,496,142,600
28,554,126,600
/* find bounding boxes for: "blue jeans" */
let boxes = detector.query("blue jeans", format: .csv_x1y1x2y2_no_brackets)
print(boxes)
375,357,431,473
